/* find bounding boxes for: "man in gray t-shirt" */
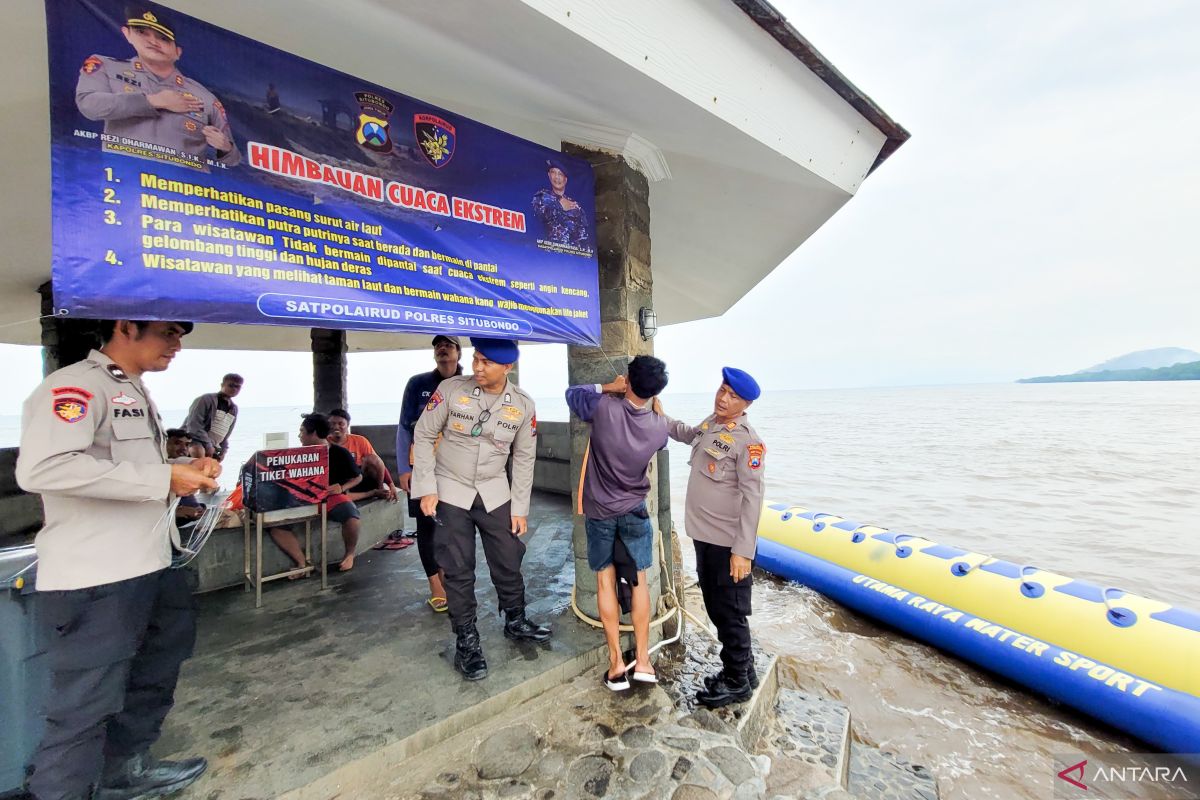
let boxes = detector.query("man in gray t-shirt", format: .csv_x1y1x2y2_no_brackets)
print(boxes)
566,355,669,691
183,373,242,461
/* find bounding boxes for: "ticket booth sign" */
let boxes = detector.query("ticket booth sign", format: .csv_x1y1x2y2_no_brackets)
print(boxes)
239,446,328,512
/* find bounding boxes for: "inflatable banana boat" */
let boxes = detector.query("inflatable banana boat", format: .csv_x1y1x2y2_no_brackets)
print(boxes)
756,502,1200,755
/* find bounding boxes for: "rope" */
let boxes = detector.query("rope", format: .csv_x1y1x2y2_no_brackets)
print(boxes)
0,310,68,331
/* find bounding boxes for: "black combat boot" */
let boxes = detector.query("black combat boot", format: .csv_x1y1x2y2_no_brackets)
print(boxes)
502,607,552,642
95,752,207,799
702,663,759,692
696,669,753,709
454,622,488,681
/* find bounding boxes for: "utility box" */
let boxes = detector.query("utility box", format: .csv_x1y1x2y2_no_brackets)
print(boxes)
0,546,45,795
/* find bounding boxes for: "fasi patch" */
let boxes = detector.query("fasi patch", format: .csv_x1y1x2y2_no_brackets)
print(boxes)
111,392,137,406
113,407,146,418
51,388,92,424
426,390,444,412
81,55,102,74
747,443,765,470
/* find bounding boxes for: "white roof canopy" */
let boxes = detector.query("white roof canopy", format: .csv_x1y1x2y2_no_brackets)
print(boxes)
0,0,905,352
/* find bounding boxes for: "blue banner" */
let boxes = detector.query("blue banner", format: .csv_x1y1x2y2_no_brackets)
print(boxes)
46,1,600,344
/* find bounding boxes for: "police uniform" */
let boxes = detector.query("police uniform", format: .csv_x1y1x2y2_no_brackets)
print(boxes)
411,338,550,680
667,368,766,702
16,348,205,799
75,10,240,172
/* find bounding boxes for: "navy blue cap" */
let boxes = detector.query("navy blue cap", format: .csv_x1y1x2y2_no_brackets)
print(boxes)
721,367,760,401
471,337,519,365
546,157,568,175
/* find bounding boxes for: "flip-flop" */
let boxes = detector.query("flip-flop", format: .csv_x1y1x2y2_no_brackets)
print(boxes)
426,596,449,612
602,667,630,692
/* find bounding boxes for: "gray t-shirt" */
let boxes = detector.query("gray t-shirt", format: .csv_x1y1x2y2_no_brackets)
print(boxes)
567,385,668,519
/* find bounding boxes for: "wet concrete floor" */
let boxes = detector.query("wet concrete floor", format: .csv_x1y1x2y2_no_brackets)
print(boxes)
157,492,593,800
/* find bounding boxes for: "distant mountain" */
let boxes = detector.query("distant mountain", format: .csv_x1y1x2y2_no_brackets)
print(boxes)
1019,360,1200,384
1078,347,1200,374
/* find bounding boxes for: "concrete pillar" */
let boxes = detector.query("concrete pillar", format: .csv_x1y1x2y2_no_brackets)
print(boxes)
37,282,100,375
565,146,675,628
311,328,347,413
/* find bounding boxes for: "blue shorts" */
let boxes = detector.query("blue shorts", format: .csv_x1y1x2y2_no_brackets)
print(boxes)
585,505,654,572
327,500,360,524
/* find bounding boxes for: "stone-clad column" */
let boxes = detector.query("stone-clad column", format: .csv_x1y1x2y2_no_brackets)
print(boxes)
37,282,100,375
565,146,674,629
311,328,347,413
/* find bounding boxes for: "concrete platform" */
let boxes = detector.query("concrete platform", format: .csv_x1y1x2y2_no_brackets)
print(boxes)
157,491,603,800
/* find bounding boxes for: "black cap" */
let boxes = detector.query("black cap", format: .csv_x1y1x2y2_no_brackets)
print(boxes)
177,321,194,334
125,5,177,41
432,335,461,348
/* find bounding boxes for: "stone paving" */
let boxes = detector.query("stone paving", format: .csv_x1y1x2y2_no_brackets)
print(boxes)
367,631,942,800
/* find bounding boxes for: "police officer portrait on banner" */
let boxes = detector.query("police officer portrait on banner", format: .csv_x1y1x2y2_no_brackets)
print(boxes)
531,157,592,253
411,337,552,682
16,319,220,800
396,334,464,613
75,3,241,171
666,367,767,709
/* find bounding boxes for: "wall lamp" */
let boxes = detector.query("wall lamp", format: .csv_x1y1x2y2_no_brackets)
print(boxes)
638,306,657,340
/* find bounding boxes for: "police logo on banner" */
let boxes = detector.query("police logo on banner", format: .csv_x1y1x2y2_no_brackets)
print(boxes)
354,91,394,153
414,112,456,168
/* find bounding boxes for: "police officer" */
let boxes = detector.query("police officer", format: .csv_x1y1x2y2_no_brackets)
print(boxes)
75,4,240,171
411,337,551,681
530,158,591,250
395,334,463,611
17,320,219,800
666,367,766,708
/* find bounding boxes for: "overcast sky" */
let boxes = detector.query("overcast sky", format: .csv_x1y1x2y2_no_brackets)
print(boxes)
3,0,1197,415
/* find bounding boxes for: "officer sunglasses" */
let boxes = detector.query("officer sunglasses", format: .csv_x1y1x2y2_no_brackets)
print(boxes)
470,409,491,437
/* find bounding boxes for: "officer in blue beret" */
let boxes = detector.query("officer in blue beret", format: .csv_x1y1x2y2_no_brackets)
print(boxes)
666,367,767,707
531,157,591,251
411,337,551,680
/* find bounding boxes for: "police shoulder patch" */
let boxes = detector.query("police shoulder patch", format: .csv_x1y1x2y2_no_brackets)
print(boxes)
530,414,537,438
52,393,89,423
746,443,765,470
426,390,444,412
81,55,103,74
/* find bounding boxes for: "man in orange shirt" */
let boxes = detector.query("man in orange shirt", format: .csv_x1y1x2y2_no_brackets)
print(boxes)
327,408,397,504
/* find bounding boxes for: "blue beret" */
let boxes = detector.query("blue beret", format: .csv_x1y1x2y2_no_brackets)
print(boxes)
721,367,760,401
546,157,568,175
471,337,519,365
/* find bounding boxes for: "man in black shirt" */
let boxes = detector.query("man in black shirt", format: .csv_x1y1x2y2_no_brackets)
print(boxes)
396,335,463,611
268,413,364,573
